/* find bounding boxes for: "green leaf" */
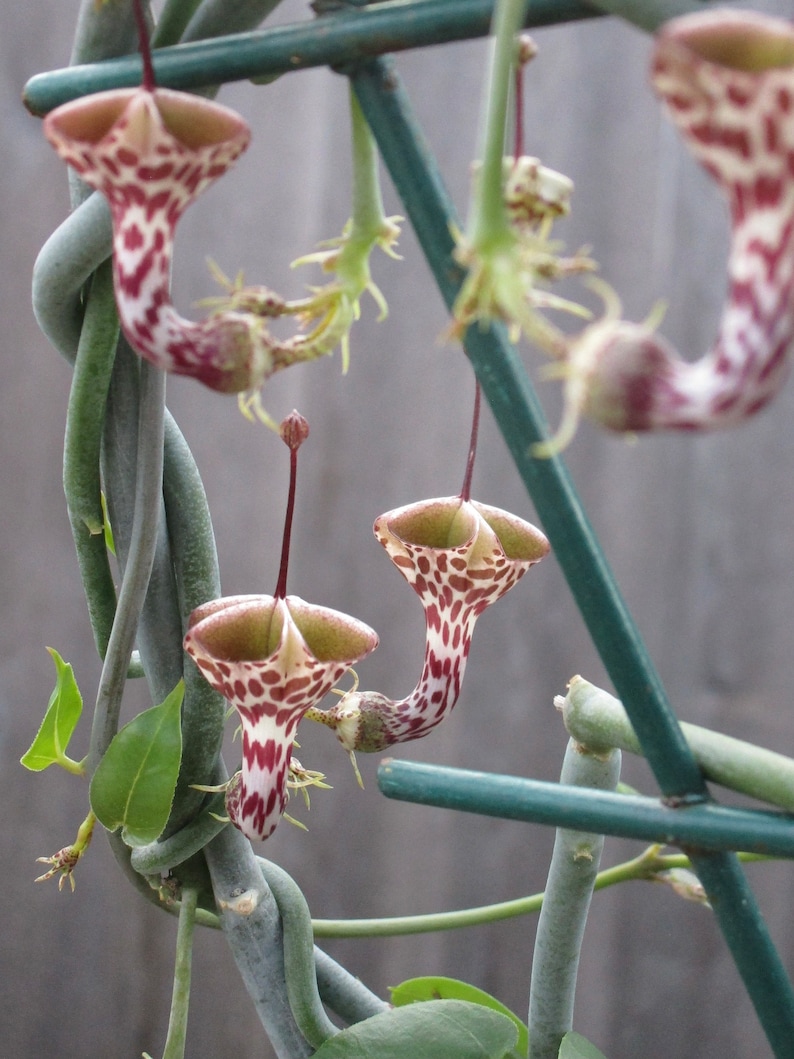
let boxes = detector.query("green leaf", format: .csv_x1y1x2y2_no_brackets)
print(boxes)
100,491,116,555
21,648,83,772
90,682,184,847
391,977,528,1058
558,1032,609,1059
311,999,518,1059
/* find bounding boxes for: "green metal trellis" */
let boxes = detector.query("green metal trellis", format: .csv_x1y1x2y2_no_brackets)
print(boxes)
24,1,794,1055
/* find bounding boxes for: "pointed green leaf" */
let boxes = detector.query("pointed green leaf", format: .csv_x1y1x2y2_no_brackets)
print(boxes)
558,1032,609,1059
391,977,528,1058
100,491,116,555
21,648,83,772
311,999,518,1059
90,682,184,847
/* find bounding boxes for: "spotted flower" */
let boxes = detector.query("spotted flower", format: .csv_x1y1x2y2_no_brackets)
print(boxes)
309,496,549,754
540,10,794,448
184,594,378,841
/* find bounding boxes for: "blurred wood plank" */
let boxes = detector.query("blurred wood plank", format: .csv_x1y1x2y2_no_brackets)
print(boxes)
3,3,794,1057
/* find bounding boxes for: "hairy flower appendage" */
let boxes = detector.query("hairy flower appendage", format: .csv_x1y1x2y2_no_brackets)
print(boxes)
541,9,794,450
307,496,549,758
451,155,595,351
184,595,378,841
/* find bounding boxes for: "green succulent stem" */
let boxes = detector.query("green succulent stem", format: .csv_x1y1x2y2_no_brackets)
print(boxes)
63,261,120,653
467,0,527,249
160,414,225,834
258,859,339,1049
528,739,622,1059
88,358,167,772
151,0,204,47
562,676,794,814
348,87,390,252
132,845,775,938
160,886,198,1059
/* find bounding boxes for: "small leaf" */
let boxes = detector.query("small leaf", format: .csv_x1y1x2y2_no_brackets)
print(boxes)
311,999,518,1059
558,1032,609,1059
21,648,83,772
391,977,528,1058
90,682,184,847
100,491,116,555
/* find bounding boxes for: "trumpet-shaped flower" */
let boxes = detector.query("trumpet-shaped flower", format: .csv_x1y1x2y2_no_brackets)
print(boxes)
309,496,548,754
42,86,298,394
184,594,378,841
542,10,794,447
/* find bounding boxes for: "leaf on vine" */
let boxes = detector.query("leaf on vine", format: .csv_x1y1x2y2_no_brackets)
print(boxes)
310,999,518,1059
90,681,184,847
20,648,83,772
558,1032,610,1059
100,491,116,554
391,977,528,1058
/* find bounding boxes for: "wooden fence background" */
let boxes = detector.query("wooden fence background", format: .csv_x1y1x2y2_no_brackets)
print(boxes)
3,1,794,1056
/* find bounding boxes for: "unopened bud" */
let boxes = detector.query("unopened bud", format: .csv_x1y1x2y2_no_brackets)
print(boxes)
518,34,539,66
279,410,310,451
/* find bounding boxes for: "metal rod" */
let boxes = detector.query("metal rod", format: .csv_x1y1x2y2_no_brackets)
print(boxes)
355,56,794,1055
350,55,707,801
377,759,794,857
23,0,600,115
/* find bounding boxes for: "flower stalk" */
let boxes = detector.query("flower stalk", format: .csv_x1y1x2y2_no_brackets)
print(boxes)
450,0,593,349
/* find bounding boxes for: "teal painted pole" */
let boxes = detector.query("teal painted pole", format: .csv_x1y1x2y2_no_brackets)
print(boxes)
350,55,707,802
377,759,794,858
353,56,794,1056
23,0,600,115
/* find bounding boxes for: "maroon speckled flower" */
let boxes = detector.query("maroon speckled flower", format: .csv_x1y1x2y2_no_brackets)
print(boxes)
42,86,297,394
543,10,794,448
310,496,549,754
184,594,377,841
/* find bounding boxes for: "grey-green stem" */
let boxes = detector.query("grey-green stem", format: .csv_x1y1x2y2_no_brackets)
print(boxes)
562,676,794,813
258,859,340,1049
161,886,198,1059
528,738,621,1059
204,826,313,1058
88,356,167,772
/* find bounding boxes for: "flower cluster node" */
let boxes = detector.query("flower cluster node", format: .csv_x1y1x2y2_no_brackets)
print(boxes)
451,156,595,352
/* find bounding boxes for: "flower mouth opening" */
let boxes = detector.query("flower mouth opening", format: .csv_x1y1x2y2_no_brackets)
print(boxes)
286,600,378,663
670,15,794,73
153,88,250,149
188,600,284,662
44,89,137,145
475,503,550,562
387,498,477,549
44,87,250,153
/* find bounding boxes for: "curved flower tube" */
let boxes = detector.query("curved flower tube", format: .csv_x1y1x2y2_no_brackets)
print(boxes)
43,86,298,395
184,594,378,841
309,497,549,754
545,10,794,447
